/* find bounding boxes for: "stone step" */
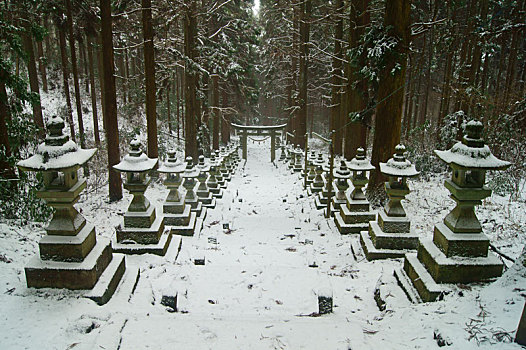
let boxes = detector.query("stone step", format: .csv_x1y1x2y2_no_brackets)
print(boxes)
85,253,126,305
170,211,198,236
393,264,422,304
334,212,368,234
113,230,172,256
401,252,443,302
360,231,407,260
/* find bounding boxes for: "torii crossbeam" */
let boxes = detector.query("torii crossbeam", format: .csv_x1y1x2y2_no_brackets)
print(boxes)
231,123,287,162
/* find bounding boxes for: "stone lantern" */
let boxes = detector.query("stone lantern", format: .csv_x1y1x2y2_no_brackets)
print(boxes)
279,144,287,161
207,152,224,199
17,116,125,304
332,160,352,212
360,144,419,260
214,150,227,189
219,148,232,182
397,121,511,302
292,145,303,173
113,139,169,255
304,151,317,184
158,150,196,237
334,148,376,234
308,153,326,195
196,155,216,208
182,156,205,219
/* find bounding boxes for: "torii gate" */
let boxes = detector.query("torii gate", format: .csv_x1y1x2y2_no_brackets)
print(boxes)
231,123,287,162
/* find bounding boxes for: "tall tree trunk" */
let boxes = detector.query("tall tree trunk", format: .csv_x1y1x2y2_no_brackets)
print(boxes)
97,33,106,130
184,1,198,159
287,2,299,136
345,0,369,159
65,0,85,148
100,0,123,201
36,31,48,93
124,45,129,104
503,2,524,108
57,23,76,141
296,0,311,149
369,0,411,190
176,69,180,140
212,73,220,150
0,78,15,180
142,0,158,159
22,24,45,132
221,84,230,144
331,0,344,155
79,36,90,93
166,79,172,133
87,35,100,146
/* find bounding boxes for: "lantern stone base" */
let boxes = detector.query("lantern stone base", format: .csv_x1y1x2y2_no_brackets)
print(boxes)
394,254,443,303
113,230,172,256
221,173,232,182
116,207,165,245
170,211,198,236
359,211,419,260
314,184,336,209
331,196,347,212
209,187,224,198
197,191,216,208
307,184,323,196
163,198,192,226
25,238,121,292
396,236,503,302
39,223,96,262
334,200,376,234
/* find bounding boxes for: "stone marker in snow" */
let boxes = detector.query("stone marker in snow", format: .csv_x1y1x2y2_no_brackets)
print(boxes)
113,139,171,255
318,287,333,315
396,121,511,302
17,116,125,304
196,155,216,209
360,144,420,260
332,160,352,212
158,150,197,237
334,148,376,234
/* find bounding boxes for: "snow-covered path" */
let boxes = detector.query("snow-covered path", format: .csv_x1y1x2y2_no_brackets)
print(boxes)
1,139,524,350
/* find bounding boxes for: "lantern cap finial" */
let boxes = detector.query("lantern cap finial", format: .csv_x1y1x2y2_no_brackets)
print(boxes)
158,149,185,173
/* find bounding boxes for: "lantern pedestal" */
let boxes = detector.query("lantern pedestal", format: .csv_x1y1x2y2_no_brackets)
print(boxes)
314,180,336,210
395,121,509,302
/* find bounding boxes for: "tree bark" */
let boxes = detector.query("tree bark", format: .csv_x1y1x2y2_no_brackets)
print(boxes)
22,24,44,132
36,32,48,93
86,35,100,146
0,78,15,180
296,0,311,149
369,0,411,190
212,74,220,150
100,0,123,201
331,0,344,155
184,1,198,159
142,0,158,159
57,22,76,141
65,0,85,148
345,0,369,159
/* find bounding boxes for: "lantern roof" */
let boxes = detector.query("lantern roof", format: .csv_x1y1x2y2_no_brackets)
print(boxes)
17,116,96,172
113,138,157,173
182,156,199,178
348,148,375,171
158,149,186,173
435,121,511,170
334,160,352,179
380,144,419,177
197,155,211,172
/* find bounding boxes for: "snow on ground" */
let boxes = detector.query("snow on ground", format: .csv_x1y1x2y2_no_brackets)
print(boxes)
0,139,525,349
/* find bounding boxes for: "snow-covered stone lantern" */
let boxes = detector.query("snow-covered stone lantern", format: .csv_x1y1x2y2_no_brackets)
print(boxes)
397,121,511,302
360,144,419,260
196,155,216,208
292,145,303,173
207,152,224,198
182,156,205,219
17,116,125,304
214,150,226,188
219,148,232,182
308,153,326,195
279,144,287,161
113,138,169,255
332,160,352,212
334,148,376,234
158,150,196,237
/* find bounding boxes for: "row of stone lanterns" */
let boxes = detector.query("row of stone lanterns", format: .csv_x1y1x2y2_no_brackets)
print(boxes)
302,121,510,303
17,116,240,304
